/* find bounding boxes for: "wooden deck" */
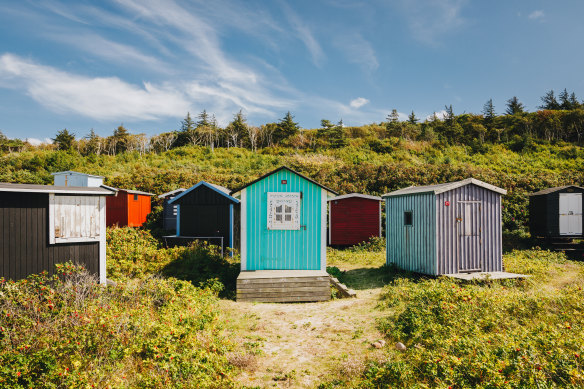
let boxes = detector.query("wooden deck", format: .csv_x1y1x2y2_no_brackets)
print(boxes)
237,270,331,303
444,271,528,281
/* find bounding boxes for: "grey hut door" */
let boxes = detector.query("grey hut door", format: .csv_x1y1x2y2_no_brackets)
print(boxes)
559,193,582,235
458,201,482,272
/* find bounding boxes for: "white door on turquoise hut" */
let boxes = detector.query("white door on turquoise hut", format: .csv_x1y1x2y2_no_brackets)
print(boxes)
559,193,582,235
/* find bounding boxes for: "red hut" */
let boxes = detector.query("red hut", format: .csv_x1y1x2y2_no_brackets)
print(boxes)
328,193,382,246
104,187,155,227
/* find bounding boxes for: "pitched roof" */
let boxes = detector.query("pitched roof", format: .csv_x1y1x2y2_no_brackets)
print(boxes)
382,178,507,197
51,170,104,178
230,166,338,196
0,182,115,195
529,185,584,196
168,181,239,204
100,185,155,196
329,193,382,201
158,188,186,199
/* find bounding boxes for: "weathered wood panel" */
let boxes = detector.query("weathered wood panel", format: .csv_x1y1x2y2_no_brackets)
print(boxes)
0,192,100,281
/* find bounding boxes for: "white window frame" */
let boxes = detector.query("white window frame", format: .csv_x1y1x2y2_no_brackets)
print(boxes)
49,194,104,244
267,192,301,230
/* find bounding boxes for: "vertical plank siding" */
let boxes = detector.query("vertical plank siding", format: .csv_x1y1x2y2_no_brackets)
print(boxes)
436,184,503,274
0,192,100,281
245,169,323,270
173,184,239,252
329,197,381,245
386,192,436,275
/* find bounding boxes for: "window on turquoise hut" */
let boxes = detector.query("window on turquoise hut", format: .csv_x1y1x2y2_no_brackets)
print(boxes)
404,211,413,226
268,192,300,230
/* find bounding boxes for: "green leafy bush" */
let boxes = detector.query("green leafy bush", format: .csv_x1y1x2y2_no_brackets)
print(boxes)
0,263,234,388
356,250,584,388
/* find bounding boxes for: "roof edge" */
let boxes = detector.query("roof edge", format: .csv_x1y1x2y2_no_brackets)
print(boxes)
230,166,338,196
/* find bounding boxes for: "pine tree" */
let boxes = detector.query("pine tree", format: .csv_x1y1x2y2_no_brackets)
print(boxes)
482,99,496,128
329,120,347,148
112,125,131,153
539,90,560,110
274,111,299,144
559,88,571,110
408,111,419,124
196,110,210,128
181,112,195,132
505,96,525,115
52,129,76,151
570,92,581,110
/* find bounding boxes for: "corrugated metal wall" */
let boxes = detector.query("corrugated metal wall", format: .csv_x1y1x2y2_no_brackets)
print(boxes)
245,169,323,270
436,184,503,274
386,192,436,275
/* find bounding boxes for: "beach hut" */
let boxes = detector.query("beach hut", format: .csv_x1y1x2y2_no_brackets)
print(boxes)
51,170,154,228
0,182,114,283
529,185,584,238
383,178,507,276
328,193,382,246
158,189,186,231
52,171,104,187
166,182,238,254
103,187,155,228
231,166,338,302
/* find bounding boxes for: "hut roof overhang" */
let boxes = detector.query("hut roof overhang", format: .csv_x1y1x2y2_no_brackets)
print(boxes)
158,188,186,199
100,185,155,196
329,193,381,201
0,182,115,195
51,170,104,179
382,178,507,198
230,166,338,198
529,185,584,196
168,181,239,204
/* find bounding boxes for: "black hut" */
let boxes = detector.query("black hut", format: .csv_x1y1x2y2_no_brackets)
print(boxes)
529,185,584,238
0,183,114,283
166,182,239,254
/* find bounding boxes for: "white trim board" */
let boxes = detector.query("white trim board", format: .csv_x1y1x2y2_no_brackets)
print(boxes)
321,188,327,271
240,188,247,271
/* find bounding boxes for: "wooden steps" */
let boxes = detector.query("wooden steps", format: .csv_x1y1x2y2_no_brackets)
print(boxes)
329,277,357,298
237,270,331,303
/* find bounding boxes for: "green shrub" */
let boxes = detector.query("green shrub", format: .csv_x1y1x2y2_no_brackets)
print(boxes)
0,263,234,388
356,250,584,388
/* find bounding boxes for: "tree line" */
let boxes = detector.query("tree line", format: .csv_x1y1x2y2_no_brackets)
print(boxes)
3,88,584,155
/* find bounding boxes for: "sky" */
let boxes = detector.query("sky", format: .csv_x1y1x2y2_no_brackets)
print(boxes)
0,0,583,143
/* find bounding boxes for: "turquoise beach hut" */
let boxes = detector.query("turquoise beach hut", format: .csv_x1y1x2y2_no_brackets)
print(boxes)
231,166,337,302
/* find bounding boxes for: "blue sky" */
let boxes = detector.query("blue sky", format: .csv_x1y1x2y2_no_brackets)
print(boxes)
0,0,583,143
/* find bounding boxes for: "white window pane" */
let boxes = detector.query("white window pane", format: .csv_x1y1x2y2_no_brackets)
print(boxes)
276,205,282,213
276,214,282,221
285,214,292,221
285,205,292,213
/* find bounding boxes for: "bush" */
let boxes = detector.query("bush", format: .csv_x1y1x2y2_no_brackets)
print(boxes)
0,263,235,388
356,250,584,388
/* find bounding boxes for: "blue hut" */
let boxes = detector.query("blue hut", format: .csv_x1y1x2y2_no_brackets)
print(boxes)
166,182,239,255
383,178,507,276
158,188,186,231
231,166,337,302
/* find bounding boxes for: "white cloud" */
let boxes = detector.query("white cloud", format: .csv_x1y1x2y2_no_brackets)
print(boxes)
528,10,545,20
0,54,190,120
398,0,468,46
349,97,370,109
426,110,448,121
26,137,52,145
334,33,378,71
279,1,325,67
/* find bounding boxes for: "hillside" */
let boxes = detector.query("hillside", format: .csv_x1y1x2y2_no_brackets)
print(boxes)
1,138,584,233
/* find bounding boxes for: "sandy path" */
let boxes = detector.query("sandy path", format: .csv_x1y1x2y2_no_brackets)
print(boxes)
219,287,387,388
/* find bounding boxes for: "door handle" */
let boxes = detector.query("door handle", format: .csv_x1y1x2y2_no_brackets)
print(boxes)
300,225,307,230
